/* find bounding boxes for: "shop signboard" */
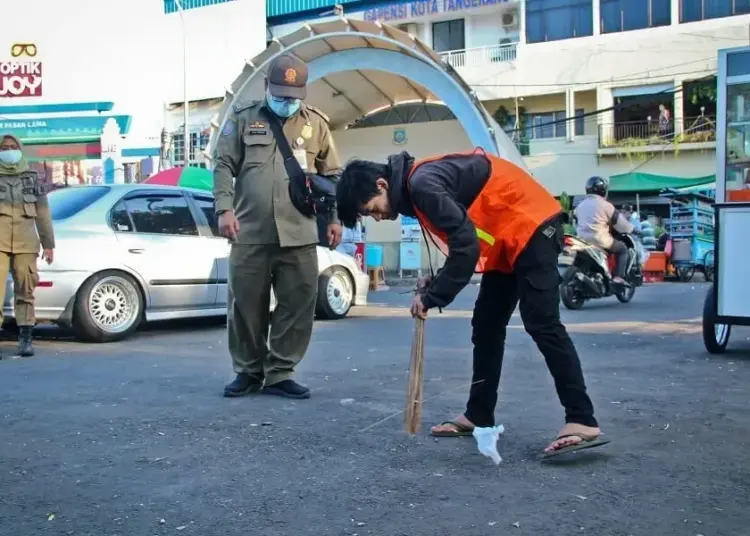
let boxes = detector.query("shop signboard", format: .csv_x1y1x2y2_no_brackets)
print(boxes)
24,142,101,162
0,116,132,144
363,0,514,22
0,43,43,97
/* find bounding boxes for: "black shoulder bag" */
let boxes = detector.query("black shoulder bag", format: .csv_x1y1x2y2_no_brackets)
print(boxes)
266,113,337,219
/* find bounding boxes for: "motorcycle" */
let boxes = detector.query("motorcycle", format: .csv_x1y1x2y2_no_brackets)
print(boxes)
558,231,644,310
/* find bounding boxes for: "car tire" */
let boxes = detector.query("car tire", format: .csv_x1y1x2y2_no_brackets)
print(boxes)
73,270,144,343
315,266,354,320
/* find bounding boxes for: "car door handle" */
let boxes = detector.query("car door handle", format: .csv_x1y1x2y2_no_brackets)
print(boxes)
128,248,145,254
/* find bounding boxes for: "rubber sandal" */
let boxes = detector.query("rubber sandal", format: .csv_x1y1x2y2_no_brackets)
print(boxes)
541,434,610,459
430,420,475,437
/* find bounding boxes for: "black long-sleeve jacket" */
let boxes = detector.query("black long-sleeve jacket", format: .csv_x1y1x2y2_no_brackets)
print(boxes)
386,151,491,310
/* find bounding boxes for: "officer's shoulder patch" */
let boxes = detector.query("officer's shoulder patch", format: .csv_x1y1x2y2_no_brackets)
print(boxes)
221,120,235,137
306,104,331,124
232,99,261,114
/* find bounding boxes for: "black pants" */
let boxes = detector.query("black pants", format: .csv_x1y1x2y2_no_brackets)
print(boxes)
464,221,598,428
608,239,627,279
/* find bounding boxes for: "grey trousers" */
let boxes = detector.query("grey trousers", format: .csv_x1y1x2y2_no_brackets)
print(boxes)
227,243,318,386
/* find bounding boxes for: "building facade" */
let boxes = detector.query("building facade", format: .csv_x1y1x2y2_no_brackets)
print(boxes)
3,0,266,185
265,0,746,270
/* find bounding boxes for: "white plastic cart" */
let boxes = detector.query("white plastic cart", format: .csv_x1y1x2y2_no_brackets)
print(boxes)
703,46,750,353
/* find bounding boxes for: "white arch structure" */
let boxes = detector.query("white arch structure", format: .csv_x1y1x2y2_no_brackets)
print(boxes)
205,18,527,170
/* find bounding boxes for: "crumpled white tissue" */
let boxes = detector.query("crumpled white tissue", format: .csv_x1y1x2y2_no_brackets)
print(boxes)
472,425,505,465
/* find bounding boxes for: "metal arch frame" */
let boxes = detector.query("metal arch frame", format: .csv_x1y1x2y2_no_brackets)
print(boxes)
306,48,495,149
205,30,505,165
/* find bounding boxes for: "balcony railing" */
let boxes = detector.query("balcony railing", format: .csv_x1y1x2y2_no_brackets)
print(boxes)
439,43,517,69
598,116,716,149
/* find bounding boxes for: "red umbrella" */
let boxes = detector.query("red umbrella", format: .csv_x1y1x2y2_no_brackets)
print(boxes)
144,166,212,191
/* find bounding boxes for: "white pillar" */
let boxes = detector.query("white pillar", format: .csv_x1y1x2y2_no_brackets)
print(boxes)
671,0,680,24
592,0,601,35
597,85,615,146
673,78,684,135
566,88,576,142
519,0,527,44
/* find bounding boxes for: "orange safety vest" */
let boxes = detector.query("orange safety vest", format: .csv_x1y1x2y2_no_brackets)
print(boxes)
407,149,561,274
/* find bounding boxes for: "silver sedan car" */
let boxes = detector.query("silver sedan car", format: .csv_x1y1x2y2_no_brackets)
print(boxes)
3,184,369,342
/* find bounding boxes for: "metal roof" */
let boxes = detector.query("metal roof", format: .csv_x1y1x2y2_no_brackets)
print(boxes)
205,18,528,171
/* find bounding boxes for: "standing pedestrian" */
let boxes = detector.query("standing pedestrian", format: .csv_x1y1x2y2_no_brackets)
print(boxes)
213,55,343,399
335,149,606,458
0,134,55,357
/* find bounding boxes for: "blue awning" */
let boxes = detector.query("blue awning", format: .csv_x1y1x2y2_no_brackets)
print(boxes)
0,102,115,115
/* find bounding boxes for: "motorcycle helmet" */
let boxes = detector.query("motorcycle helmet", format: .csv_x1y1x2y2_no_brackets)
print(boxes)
585,176,608,197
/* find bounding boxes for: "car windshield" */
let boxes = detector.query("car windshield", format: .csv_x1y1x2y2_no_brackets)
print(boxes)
48,186,111,221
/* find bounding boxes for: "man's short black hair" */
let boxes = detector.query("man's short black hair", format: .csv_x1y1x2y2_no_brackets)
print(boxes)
336,159,389,228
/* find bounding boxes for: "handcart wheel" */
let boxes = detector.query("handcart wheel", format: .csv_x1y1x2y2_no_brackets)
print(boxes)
702,286,731,354
677,265,695,282
702,250,715,282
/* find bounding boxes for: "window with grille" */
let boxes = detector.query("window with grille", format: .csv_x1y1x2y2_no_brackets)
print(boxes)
601,0,671,33
525,0,594,44
172,131,210,166
680,0,750,22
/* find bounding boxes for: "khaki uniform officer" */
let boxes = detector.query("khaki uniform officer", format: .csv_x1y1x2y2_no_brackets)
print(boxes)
213,55,342,399
0,134,55,358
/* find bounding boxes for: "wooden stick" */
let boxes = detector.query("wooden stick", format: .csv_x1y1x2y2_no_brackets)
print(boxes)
405,316,425,435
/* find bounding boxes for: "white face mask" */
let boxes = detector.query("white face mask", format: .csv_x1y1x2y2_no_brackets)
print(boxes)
0,149,22,166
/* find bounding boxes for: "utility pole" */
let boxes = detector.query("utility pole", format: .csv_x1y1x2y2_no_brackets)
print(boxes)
174,0,190,167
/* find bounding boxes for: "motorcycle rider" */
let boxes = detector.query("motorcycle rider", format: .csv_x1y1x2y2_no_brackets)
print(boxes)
574,176,634,286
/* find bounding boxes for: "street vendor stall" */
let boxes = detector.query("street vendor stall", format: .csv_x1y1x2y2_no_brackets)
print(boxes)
702,46,750,353
662,188,715,282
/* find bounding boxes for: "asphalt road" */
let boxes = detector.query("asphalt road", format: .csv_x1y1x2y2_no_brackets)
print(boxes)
1,282,749,536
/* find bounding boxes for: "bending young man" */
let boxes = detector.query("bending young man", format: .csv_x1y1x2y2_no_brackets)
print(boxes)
336,149,607,457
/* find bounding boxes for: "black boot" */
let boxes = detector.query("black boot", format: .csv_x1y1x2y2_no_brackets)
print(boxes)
18,326,34,357
223,373,263,397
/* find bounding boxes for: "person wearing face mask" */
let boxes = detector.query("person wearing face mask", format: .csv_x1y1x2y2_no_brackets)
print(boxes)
213,54,343,399
0,134,55,358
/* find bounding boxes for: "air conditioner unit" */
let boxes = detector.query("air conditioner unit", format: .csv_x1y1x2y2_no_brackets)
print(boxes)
501,12,519,27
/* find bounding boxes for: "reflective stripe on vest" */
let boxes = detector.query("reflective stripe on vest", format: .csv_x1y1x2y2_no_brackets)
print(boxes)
475,227,496,246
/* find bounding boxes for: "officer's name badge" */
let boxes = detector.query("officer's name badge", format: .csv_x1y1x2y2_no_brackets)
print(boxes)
248,121,267,136
300,124,313,139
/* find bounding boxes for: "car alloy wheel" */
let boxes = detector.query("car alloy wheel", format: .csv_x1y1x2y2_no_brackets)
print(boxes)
325,269,354,317
88,275,141,334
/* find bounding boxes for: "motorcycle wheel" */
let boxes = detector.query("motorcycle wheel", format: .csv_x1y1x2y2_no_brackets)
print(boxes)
560,266,586,310
615,284,636,303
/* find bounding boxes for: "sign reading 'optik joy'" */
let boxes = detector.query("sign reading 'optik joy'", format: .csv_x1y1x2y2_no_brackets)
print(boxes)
0,44,43,97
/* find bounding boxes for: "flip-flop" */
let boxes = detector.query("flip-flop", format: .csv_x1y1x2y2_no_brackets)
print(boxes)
430,420,475,437
541,434,611,459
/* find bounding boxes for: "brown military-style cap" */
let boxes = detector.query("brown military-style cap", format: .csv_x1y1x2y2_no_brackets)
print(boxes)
267,55,308,100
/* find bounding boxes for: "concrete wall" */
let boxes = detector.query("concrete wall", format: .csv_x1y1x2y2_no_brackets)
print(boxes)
4,0,266,146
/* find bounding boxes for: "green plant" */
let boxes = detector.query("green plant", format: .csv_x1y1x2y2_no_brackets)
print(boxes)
688,79,717,106
493,105,510,127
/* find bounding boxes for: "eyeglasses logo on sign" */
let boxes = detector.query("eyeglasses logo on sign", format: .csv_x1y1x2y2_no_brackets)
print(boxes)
0,43,43,98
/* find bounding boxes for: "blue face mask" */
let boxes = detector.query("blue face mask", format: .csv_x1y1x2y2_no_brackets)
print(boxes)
0,150,22,166
266,91,301,118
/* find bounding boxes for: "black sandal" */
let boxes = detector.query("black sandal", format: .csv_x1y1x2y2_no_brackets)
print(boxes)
430,420,474,437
